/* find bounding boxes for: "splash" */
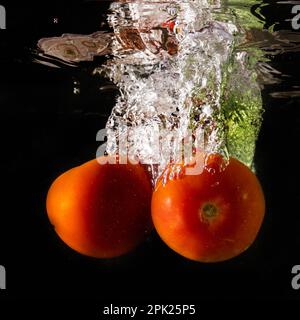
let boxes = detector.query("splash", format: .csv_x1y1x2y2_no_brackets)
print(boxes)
94,0,263,182
35,0,270,184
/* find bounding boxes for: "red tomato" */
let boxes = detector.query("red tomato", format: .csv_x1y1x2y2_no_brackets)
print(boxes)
46,156,153,258
151,154,265,262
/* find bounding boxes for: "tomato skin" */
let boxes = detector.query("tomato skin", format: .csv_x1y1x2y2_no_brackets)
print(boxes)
46,156,153,258
151,154,265,262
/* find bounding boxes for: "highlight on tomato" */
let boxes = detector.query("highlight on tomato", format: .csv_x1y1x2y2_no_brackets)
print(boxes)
151,153,265,262
46,155,153,259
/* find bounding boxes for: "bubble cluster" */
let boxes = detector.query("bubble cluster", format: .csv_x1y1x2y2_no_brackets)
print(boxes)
97,0,263,182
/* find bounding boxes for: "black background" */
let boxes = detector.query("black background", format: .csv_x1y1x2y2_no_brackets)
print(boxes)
0,0,299,314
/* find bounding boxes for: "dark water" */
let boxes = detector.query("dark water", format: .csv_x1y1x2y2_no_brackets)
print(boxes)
0,0,300,308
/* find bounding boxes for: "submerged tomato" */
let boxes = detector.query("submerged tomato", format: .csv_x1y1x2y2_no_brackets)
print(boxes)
46,156,153,258
151,154,265,262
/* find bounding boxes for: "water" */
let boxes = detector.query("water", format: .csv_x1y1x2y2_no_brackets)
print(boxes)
0,0,299,300
34,0,300,184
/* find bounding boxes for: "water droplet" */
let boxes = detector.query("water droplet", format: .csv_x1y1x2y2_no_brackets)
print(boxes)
211,181,220,187
207,167,216,174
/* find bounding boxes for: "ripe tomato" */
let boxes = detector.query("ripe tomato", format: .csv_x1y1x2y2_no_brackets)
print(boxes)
46,156,153,258
151,154,265,262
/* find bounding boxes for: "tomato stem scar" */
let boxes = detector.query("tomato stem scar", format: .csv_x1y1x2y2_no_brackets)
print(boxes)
201,203,218,221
